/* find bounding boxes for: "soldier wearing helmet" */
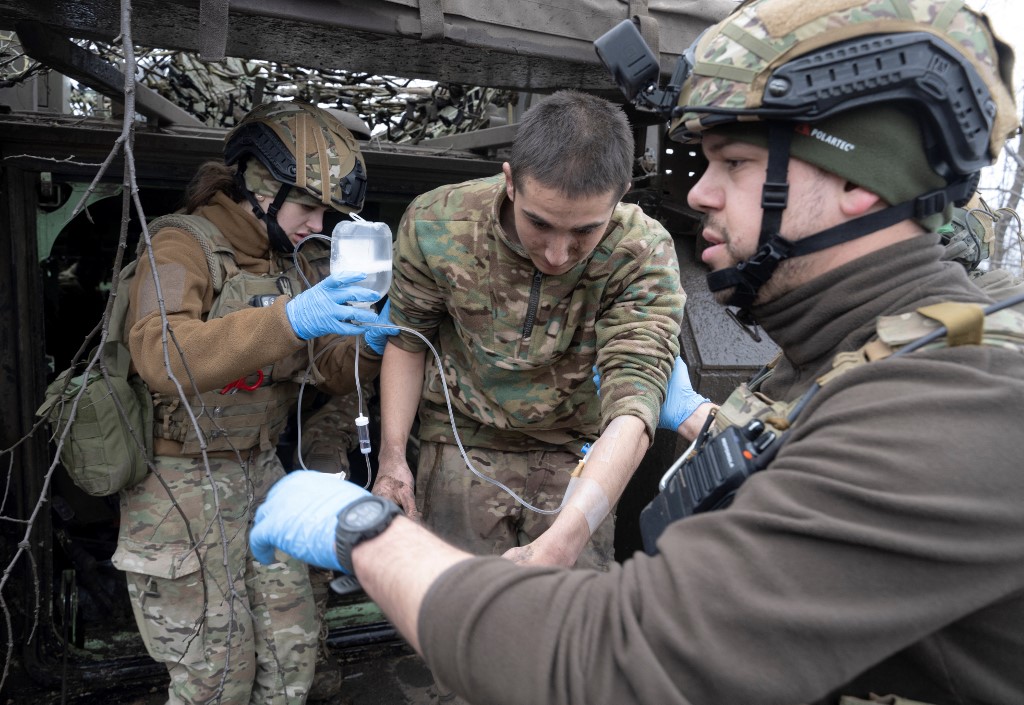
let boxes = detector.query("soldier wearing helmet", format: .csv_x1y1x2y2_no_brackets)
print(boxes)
246,2,1024,704
113,101,394,704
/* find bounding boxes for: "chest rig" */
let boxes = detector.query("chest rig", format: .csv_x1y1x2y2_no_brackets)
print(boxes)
640,299,1024,555
147,214,316,455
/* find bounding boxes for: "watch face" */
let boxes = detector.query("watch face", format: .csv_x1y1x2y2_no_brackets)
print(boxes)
344,499,386,530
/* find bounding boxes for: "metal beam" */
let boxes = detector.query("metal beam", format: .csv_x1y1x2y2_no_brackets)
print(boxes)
416,124,519,152
14,21,204,127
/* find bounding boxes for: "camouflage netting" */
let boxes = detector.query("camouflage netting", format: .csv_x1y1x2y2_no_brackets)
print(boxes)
2,33,516,143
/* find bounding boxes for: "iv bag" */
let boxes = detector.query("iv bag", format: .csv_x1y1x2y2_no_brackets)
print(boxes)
330,219,393,307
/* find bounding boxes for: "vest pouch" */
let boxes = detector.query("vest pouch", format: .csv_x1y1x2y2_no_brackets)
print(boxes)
36,340,154,496
207,271,284,320
206,269,311,382
713,382,793,435
159,383,296,455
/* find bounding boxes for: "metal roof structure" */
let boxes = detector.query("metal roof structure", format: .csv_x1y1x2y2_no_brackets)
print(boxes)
0,0,735,91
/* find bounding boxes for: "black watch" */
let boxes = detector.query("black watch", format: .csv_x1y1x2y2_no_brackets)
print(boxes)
334,496,402,575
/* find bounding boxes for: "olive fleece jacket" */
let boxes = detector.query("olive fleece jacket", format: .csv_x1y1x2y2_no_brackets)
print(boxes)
127,194,380,420
418,234,1024,705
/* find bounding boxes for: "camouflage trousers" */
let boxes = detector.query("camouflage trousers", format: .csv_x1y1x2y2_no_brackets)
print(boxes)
113,448,317,704
415,441,615,570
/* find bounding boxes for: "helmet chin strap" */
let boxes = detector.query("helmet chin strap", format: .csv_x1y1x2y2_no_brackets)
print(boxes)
706,123,793,314
706,122,975,318
234,167,296,255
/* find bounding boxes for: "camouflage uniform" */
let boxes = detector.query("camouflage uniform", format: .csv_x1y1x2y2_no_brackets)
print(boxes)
389,174,683,564
115,449,316,704
116,195,381,704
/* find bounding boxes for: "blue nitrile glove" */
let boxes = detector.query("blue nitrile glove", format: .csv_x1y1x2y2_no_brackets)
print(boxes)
362,299,399,355
251,470,371,572
593,365,601,396
285,274,382,340
659,356,710,431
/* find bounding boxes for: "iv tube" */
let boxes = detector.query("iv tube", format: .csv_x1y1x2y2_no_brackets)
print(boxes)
291,229,574,514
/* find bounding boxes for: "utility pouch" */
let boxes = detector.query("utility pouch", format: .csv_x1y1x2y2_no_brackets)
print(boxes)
36,263,154,496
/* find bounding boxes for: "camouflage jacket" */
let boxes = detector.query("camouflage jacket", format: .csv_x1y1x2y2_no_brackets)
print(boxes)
388,174,684,450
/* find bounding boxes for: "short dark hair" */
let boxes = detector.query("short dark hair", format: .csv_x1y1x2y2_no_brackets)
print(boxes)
509,90,634,201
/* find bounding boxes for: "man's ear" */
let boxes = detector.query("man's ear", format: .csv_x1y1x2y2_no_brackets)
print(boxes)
840,181,884,218
502,162,515,202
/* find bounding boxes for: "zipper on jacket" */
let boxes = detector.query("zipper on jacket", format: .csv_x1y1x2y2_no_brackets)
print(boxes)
522,269,543,339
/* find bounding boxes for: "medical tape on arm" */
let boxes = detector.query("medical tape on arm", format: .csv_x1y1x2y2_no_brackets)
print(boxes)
564,419,627,532
564,476,611,535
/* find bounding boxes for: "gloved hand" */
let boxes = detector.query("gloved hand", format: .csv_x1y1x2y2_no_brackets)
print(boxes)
362,299,399,355
251,470,371,572
658,356,710,431
285,274,382,340
593,358,709,430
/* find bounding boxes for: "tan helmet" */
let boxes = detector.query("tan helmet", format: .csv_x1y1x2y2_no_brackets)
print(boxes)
224,101,367,213
671,0,1018,179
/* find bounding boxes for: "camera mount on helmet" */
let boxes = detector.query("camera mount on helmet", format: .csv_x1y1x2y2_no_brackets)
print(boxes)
594,20,693,121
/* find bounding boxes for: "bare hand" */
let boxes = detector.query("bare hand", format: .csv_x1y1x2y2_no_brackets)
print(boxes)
372,462,419,520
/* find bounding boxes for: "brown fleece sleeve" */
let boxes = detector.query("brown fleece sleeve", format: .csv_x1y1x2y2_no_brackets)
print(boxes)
311,335,383,396
127,227,306,394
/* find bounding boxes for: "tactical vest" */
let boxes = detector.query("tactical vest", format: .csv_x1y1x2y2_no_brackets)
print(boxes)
145,214,316,455
713,301,1024,439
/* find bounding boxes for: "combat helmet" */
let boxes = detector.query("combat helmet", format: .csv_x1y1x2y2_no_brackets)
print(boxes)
224,101,368,253
596,0,1018,312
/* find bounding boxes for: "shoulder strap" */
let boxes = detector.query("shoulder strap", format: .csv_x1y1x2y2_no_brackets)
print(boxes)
96,257,139,378
817,301,1024,388
146,213,237,292
107,213,239,373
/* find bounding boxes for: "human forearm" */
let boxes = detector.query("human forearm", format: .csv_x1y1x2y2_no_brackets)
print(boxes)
519,415,649,566
130,302,303,393
675,401,716,442
374,344,427,513
351,516,473,653
379,344,425,463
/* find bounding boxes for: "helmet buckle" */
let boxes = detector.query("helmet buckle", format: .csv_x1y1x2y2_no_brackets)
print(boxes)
914,189,949,219
761,181,789,210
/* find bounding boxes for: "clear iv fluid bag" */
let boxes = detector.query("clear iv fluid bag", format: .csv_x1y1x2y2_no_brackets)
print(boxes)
330,219,393,306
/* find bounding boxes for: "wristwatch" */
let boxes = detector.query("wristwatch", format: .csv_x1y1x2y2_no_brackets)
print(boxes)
334,495,403,575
